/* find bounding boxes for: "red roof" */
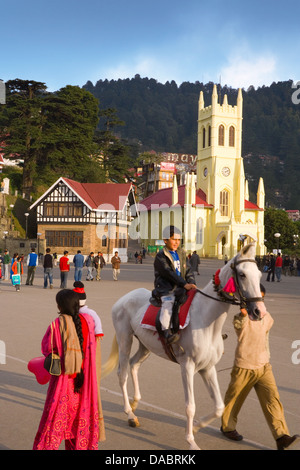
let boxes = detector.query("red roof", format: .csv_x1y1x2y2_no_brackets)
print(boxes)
140,185,213,211
140,184,263,211
244,200,263,211
63,178,133,211
30,177,134,212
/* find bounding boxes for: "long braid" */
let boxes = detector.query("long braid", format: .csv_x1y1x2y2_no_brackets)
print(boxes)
56,289,85,393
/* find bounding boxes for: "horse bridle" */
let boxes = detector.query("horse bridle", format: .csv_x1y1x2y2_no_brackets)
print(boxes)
197,258,264,310
230,258,265,309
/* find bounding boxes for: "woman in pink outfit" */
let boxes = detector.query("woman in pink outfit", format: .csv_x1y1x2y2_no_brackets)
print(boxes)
33,289,103,450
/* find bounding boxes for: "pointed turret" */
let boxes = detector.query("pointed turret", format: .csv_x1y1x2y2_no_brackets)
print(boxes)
199,90,204,111
245,179,249,201
190,172,196,205
212,84,218,112
237,88,243,117
172,174,178,205
257,177,265,208
185,173,191,205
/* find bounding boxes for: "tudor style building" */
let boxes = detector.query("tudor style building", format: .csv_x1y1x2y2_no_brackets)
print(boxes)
29,177,137,259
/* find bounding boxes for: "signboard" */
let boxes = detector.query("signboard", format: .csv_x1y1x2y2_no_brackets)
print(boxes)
160,162,175,171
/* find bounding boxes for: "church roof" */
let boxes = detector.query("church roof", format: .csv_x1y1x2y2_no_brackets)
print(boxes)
244,200,263,211
140,184,213,210
140,184,263,211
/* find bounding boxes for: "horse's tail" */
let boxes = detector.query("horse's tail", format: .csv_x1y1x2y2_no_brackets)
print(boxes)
101,334,119,378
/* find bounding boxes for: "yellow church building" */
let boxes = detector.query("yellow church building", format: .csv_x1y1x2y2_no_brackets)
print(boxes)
138,85,265,258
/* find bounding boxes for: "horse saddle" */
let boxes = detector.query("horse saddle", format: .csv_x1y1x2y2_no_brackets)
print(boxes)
141,289,197,333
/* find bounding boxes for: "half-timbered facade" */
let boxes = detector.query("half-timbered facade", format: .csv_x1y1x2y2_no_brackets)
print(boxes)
29,177,137,259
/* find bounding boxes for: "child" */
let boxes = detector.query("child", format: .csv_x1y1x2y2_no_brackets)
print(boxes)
152,225,197,344
11,255,23,291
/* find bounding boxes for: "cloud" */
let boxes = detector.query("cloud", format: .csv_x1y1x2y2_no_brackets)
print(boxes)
220,52,278,89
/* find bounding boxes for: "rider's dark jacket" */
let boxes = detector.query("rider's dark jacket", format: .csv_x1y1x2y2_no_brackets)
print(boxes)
151,246,195,302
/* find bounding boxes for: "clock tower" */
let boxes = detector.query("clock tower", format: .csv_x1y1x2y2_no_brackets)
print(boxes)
197,84,244,215
196,85,265,257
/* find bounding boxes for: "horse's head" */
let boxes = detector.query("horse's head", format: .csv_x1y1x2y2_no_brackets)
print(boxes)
231,243,267,321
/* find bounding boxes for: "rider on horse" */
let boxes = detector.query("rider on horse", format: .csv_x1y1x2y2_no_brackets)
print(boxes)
151,225,197,344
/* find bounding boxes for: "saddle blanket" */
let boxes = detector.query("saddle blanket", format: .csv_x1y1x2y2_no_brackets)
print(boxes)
141,289,197,331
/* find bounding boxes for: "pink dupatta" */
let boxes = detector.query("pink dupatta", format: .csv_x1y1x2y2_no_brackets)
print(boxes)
33,314,100,450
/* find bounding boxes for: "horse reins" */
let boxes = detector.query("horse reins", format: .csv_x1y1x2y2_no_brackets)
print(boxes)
196,258,264,308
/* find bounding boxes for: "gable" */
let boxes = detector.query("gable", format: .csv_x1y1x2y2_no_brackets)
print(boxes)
29,177,135,212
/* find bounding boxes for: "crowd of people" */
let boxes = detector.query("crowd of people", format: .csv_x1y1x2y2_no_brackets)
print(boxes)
0,248,123,290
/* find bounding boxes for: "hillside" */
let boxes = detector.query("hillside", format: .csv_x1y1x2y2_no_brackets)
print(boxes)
83,77,300,209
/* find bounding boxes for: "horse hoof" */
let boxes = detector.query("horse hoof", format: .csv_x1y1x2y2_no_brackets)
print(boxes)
128,417,140,428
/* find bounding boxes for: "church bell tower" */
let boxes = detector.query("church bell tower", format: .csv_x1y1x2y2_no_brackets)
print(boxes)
197,85,244,220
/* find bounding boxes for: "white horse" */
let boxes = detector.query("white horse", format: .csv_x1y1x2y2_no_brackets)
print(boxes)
102,244,266,450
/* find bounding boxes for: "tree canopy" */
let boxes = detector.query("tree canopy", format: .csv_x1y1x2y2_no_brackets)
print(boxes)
0,80,101,197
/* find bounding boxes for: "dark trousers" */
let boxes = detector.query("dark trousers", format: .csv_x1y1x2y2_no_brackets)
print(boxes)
26,266,36,285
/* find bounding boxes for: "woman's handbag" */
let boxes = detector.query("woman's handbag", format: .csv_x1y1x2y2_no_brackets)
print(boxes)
44,322,61,376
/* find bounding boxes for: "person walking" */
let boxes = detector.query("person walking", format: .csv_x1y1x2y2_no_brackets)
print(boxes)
85,252,94,281
190,250,201,275
3,249,10,280
94,251,106,281
59,251,70,288
26,248,38,286
111,251,121,281
73,250,84,282
221,286,300,450
266,253,275,282
11,255,23,292
32,289,104,450
275,253,283,282
43,248,53,289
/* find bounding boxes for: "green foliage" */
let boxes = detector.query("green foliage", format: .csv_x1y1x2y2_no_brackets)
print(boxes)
0,80,101,197
264,207,300,252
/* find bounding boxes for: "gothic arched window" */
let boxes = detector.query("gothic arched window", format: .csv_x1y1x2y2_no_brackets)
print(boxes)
229,126,235,147
220,190,229,216
218,125,225,146
202,128,206,148
208,126,211,146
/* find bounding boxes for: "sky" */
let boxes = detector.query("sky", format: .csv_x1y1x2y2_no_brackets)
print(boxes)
1,0,299,92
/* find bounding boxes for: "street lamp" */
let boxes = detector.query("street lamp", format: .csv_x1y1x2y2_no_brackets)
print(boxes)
274,232,281,253
24,213,29,238
3,230,8,250
9,204,14,230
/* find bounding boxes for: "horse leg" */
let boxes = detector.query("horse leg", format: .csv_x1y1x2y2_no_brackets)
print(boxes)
129,341,150,412
117,333,140,428
194,366,225,431
181,360,200,450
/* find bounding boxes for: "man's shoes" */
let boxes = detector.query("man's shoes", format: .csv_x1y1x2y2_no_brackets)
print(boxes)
276,434,300,450
164,330,180,344
220,427,243,441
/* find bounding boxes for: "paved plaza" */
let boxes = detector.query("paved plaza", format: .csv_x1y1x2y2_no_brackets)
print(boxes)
0,254,300,451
